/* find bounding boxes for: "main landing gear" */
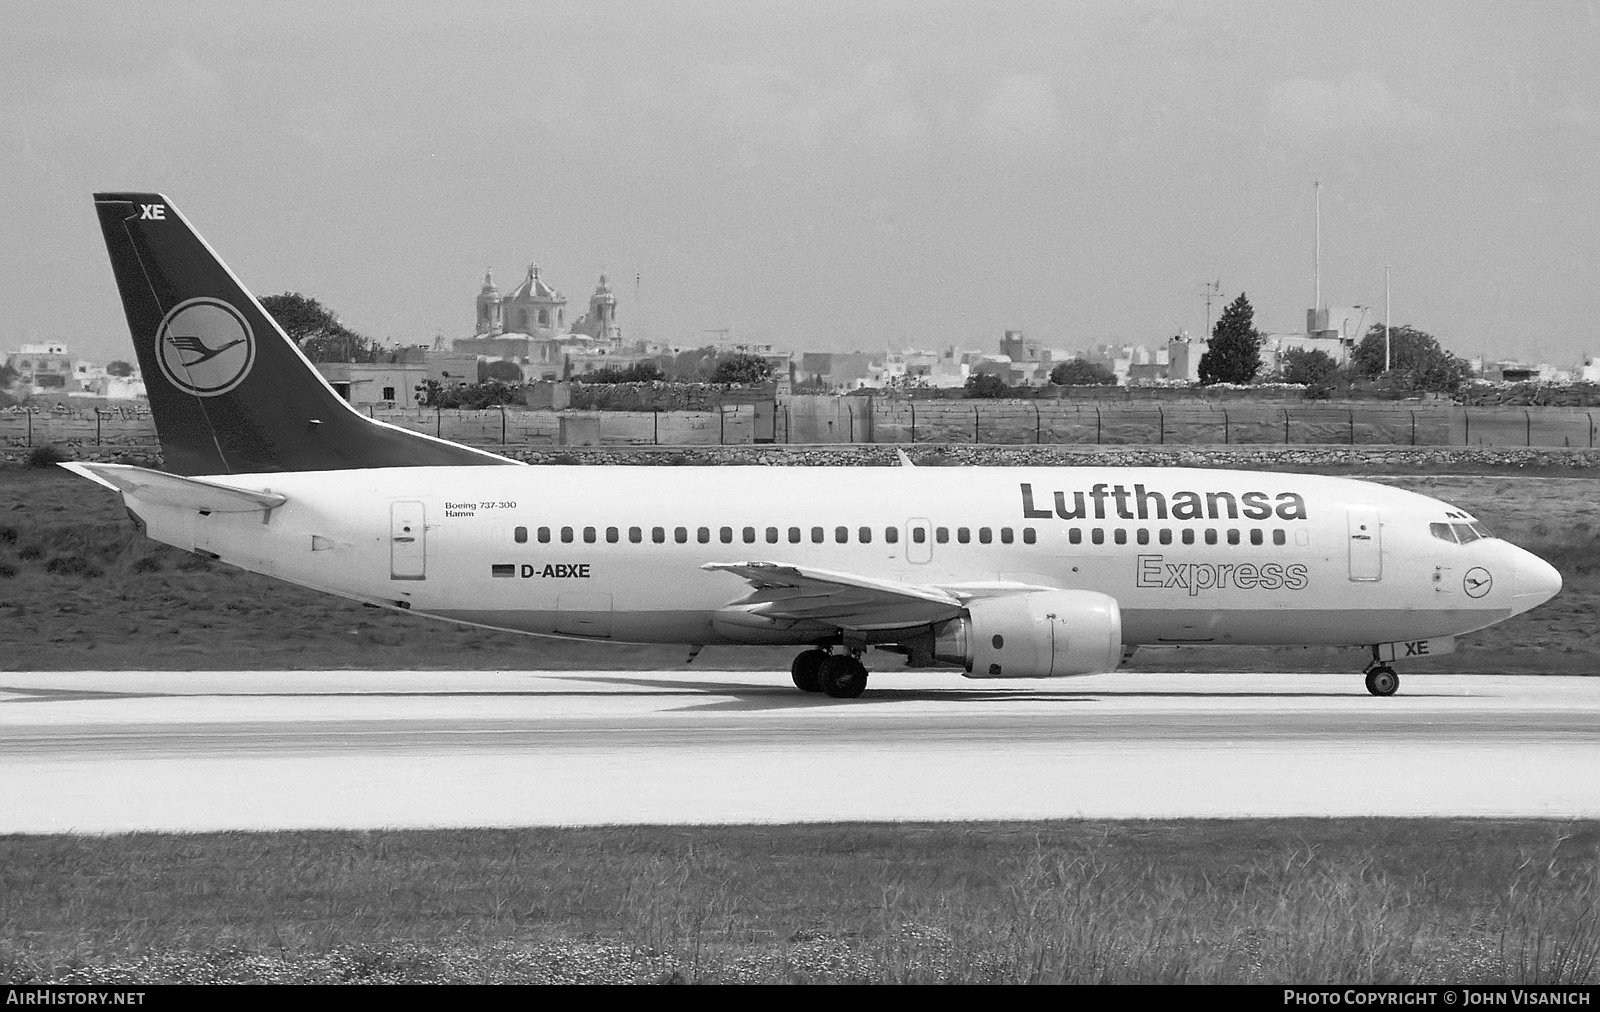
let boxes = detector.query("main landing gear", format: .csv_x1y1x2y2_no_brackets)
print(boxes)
790,648,869,699
1364,663,1400,697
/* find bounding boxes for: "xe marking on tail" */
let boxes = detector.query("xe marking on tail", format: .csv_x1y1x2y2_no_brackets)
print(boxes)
155,297,255,396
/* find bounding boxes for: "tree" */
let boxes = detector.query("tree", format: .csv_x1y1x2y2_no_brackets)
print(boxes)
964,372,1009,399
709,353,773,384
578,362,663,384
1352,323,1474,394
0,362,18,388
1198,293,1262,385
1049,359,1116,386
1280,347,1339,386
106,360,135,377
483,359,524,383
260,292,380,363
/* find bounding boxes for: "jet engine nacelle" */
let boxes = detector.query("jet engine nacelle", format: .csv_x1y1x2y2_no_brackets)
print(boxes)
933,589,1122,678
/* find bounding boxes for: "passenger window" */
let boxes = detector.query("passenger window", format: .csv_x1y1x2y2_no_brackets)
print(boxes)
606,527,619,544
629,526,642,544
912,527,926,544
514,526,528,544
698,527,710,544
788,527,801,543
1022,527,1036,544
811,527,824,544
835,526,848,543
1182,529,1195,545
1226,529,1239,546
886,527,899,544
1273,529,1286,546
1113,529,1127,545
743,527,756,544
561,526,574,544
538,527,551,544
1204,529,1218,545
979,527,992,544
1091,528,1104,545
1069,528,1082,545
1159,529,1172,545
675,527,688,544
1249,529,1263,546
584,527,596,544
957,527,971,544
1000,528,1014,544
652,527,665,544
1136,529,1149,545
936,527,949,544
859,527,872,544
720,526,733,544
767,527,780,544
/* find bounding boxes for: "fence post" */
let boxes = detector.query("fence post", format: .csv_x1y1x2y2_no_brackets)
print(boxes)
1410,410,1417,446
784,406,790,444
1158,406,1164,445
719,407,726,445
974,405,980,444
96,409,102,447
500,404,507,444
1525,409,1532,447
846,405,854,443
1463,408,1469,446
1349,408,1355,445
1223,409,1229,445
26,408,31,447
435,406,442,437
1283,409,1289,444
653,408,659,445
1590,412,1595,449
1033,401,1041,444
909,401,917,444
1096,405,1102,445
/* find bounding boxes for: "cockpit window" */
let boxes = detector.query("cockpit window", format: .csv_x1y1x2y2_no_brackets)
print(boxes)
1430,522,1458,543
1452,523,1484,544
1469,522,1494,540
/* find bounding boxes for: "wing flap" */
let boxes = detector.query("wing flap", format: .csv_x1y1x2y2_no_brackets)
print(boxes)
61,462,287,513
704,562,966,630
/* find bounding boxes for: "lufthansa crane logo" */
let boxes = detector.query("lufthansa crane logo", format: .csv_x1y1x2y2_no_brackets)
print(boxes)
1464,567,1493,599
155,298,255,397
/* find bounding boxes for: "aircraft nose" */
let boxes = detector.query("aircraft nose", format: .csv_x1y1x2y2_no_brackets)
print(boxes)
1511,550,1562,615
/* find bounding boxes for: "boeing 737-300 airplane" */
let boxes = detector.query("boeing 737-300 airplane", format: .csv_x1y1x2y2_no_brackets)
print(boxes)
67,193,1563,698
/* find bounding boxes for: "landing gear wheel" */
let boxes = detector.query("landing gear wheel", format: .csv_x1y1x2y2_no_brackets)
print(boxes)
791,649,828,693
1365,665,1399,697
818,655,869,699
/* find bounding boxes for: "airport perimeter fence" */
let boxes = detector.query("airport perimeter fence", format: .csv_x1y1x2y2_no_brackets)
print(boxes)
3,399,1597,451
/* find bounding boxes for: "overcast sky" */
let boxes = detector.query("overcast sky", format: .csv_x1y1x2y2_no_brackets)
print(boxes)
4,1,1597,367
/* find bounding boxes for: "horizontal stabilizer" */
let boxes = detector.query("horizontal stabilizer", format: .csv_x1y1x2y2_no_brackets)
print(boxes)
61,462,287,513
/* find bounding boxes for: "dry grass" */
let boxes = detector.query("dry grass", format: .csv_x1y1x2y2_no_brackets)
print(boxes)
0,820,1595,984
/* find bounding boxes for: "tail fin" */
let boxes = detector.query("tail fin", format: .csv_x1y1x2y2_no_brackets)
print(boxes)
92,193,516,475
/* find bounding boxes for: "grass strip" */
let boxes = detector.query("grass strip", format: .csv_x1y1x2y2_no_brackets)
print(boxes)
2,819,1597,984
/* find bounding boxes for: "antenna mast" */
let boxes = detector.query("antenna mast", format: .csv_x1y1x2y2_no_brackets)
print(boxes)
1314,181,1322,311
1199,279,1224,339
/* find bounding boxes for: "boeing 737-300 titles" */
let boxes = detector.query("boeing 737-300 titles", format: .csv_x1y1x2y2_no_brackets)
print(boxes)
67,193,1563,698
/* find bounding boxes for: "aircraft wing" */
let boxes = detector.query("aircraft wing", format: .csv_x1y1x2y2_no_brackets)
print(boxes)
703,561,967,631
60,462,287,513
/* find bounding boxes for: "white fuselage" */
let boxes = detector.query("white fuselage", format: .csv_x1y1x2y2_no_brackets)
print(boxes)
121,465,1560,658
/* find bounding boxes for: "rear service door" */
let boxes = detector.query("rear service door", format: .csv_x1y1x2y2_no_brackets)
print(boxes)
1347,506,1382,582
391,501,426,580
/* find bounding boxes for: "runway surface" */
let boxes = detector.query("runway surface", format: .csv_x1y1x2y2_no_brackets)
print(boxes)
2,669,1597,833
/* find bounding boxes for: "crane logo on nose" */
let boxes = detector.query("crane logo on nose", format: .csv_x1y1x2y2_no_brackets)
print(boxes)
156,298,255,397
1463,567,1493,599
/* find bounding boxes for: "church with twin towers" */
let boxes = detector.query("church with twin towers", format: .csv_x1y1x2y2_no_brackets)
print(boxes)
473,264,621,343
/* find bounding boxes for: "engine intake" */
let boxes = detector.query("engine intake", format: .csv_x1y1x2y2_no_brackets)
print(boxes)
933,589,1122,678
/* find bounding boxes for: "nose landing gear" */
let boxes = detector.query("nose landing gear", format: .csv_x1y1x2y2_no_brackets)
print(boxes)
790,648,869,698
1364,664,1400,697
